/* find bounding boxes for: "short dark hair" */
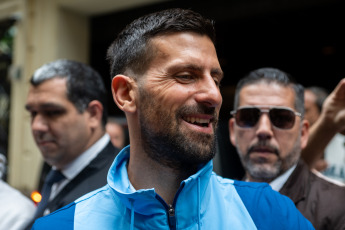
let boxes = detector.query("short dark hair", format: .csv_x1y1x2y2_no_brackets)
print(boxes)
106,8,216,80
30,59,108,126
233,67,305,117
305,86,329,113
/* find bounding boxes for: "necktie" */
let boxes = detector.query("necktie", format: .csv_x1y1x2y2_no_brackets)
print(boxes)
34,169,65,218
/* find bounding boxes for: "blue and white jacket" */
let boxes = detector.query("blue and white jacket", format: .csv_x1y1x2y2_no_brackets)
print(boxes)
32,146,314,230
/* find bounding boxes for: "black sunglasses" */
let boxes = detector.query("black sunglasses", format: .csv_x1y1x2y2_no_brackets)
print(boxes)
231,106,302,130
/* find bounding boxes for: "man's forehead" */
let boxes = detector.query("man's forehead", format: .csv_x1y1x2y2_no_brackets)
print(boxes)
239,83,295,106
26,85,70,110
149,33,221,69
241,82,294,94
304,90,317,102
25,100,68,111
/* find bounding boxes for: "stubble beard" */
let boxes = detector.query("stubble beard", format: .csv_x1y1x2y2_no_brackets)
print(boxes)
138,88,217,172
237,138,301,182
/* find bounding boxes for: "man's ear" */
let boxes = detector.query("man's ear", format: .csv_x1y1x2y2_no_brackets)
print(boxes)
111,75,137,113
229,118,236,146
300,119,309,150
86,100,103,128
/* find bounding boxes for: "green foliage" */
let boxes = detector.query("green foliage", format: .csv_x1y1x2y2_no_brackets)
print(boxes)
0,26,14,56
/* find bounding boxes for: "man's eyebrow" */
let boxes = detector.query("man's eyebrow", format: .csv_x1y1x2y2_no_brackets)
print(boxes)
25,103,65,111
169,64,224,78
168,64,202,73
211,68,224,80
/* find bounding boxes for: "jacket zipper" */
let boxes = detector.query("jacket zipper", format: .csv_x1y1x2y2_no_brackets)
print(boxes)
155,183,184,230
156,195,177,230
168,204,176,230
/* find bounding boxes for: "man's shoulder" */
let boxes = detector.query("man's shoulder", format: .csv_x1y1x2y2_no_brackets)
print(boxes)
310,168,345,189
307,169,345,212
211,175,293,209
294,162,345,195
211,174,272,192
286,164,345,229
230,179,288,202
210,175,314,229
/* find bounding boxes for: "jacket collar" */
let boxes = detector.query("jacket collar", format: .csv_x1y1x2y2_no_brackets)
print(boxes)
279,160,309,204
107,145,213,216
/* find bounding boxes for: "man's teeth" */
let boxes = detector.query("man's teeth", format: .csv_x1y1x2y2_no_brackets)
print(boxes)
185,117,210,125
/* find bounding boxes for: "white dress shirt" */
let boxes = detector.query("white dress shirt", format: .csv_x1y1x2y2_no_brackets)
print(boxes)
269,164,297,191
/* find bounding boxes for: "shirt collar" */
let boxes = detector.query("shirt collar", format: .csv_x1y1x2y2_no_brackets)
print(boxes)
269,164,297,191
58,133,110,180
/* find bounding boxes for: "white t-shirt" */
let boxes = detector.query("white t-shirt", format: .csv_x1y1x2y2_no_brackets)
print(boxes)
0,179,36,230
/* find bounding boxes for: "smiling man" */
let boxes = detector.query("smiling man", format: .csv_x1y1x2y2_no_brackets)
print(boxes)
229,67,345,229
32,9,313,230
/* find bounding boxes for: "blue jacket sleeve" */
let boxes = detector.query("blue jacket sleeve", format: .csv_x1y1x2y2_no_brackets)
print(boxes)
32,202,76,230
234,180,315,230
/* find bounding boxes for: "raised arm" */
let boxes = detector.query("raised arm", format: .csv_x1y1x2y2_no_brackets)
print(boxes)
302,78,345,168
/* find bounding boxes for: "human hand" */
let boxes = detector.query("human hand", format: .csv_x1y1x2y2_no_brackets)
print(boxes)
321,78,345,133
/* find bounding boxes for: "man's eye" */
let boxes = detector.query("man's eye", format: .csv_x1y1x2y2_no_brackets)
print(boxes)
176,75,194,82
213,78,221,87
29,111,37,118
44,111,63,116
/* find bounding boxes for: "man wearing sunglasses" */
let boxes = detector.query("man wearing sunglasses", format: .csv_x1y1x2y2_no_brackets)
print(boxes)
229,67,345,230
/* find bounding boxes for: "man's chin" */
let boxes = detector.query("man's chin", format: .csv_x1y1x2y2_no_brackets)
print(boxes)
41,149,59,160
175,140,215,166
247,164,279,180
249,153,278,163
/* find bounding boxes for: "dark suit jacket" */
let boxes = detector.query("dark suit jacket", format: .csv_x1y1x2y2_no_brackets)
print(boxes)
46,141,119,213
280,160,345,230
26,141,119,229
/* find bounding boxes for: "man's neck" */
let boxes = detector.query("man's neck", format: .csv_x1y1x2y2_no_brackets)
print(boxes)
127,148,192,205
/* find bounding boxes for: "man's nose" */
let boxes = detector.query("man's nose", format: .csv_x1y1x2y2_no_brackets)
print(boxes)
256,113,274,139
195,75,222,108
31,114,49,133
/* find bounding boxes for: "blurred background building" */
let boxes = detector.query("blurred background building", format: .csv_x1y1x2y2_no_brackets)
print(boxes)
0,0,344,196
